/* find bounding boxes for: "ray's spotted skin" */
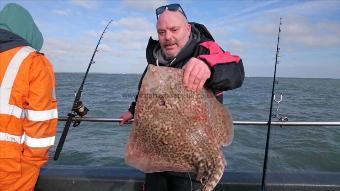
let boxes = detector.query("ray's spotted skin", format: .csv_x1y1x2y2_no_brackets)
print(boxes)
125,65,234,191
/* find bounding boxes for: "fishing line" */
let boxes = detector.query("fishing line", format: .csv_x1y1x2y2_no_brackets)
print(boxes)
261,18,283,191
187,172,193,191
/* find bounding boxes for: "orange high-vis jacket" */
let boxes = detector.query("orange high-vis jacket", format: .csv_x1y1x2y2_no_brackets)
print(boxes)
0,46,58,191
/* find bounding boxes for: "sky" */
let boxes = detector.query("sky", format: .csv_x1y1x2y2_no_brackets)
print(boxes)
1,0,340,78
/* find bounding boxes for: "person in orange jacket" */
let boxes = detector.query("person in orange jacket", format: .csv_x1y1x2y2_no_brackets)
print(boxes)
0,3,58,191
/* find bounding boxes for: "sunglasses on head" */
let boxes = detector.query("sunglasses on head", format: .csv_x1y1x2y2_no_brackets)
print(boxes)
156,3,187,20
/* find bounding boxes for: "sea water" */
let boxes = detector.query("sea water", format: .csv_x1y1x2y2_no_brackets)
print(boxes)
48,73,340,174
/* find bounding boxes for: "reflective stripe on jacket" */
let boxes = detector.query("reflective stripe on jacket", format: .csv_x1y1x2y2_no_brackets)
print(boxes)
0,46,58,190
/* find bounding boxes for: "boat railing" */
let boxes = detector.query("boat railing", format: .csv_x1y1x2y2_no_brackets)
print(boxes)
45,117,340,191
58,117,340,127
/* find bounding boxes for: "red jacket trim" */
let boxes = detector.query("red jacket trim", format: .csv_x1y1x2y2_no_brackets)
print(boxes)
198,41,241,67
215,91,223,96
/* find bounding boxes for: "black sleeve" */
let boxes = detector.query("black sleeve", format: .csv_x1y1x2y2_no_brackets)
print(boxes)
205,59,245,91
128,66,148,116
195,41,245,92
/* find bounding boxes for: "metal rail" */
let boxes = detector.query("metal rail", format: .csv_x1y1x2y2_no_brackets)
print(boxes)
57,117,340,126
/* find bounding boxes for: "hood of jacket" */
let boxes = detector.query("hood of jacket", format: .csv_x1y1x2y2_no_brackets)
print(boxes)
0,3,43,51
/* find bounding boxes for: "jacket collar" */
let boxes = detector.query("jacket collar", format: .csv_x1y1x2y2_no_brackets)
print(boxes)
0,29,30,53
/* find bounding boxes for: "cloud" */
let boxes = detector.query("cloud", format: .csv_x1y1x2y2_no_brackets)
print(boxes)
40,17,152,74
42,36,93,71
209,0,283,29
36,0,339,77
224,0,340,50
99,44,113,52
106,17,156,50
237,0,340,22
106,30,152,50
223,39,253,52
123,0,167,11
249,15,340,48
224,0,281,22
285,18,340,47
71,0,99,9
286,33,340,47
276,0,340,16
209,26,229,37
317,21,340,34
111,17,154,30
52,9,72,16
42,35,136,73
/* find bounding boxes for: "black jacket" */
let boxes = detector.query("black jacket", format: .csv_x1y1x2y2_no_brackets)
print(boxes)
128,23,244,115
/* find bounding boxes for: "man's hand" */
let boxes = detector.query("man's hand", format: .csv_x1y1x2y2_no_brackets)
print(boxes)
119,111,133,126
183,58,211,92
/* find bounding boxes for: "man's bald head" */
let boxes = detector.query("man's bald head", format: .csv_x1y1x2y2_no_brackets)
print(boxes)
156,10,191,59
157,9,188,27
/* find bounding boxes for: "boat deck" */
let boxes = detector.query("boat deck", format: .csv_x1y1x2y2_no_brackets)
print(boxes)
36,166,340,191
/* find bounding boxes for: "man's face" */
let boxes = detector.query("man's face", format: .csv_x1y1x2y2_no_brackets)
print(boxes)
156,10,191,59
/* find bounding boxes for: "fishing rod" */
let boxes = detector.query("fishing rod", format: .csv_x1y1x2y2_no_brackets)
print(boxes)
54,20,113,160
261,18,282,190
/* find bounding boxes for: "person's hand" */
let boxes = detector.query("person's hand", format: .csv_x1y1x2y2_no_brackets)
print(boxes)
119,111,133,126
183,57,211,92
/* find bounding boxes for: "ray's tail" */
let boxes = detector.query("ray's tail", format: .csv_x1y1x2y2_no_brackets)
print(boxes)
201,154,225,191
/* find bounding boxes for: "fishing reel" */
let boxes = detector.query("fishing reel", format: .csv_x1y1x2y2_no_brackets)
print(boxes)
72,100,89,127
73,100,89,117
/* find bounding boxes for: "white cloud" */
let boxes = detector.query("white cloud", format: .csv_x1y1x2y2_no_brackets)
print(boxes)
123,0,167,11
223,0,281,22
106,30,151,50
276,0,340,16
71,0,99,9
283,17,340,48
111,17,154,30
106,17,157,50
286,33,340,47
209,26,229,37
209,0,283,29
42,16,157,73
317,21,340,34
249,15,340,48
224,39,252,51
41,34,98,72
235,2,340,49
98,44,113,52
84,30,101,38
35,0,339,77
52,9,72,16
